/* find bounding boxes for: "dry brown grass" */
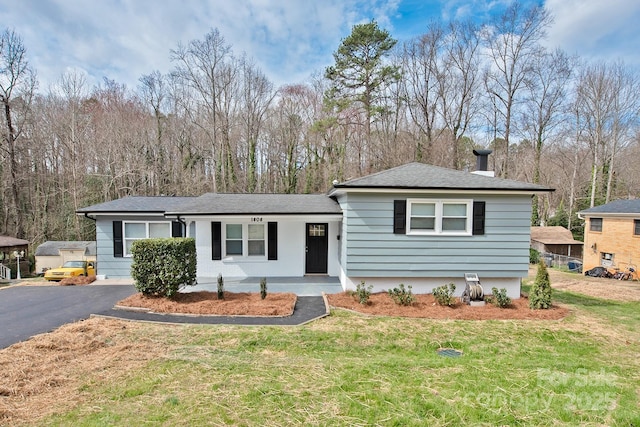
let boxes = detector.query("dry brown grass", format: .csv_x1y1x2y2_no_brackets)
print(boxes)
0,317,171,425
0,267,636,425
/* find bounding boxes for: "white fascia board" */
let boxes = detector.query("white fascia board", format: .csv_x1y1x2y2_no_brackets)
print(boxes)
174,214,343,222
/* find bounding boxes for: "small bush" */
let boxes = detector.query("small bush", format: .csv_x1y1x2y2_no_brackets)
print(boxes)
131,238,197,298
388,283,415,306
354,281,373,305
260,277,267,300
217,273,225,300
489,287,512,308
530,248,540,264
530,261,552,309
433,283,456,306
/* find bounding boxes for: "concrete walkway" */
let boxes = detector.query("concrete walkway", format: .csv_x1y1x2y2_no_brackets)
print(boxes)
95,275,344,296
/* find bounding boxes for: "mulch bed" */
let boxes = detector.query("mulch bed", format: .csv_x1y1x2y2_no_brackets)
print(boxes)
327,292,569,320
117,291,297,316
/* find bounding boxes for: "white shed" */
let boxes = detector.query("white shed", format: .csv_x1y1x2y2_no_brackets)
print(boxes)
35,241,96,274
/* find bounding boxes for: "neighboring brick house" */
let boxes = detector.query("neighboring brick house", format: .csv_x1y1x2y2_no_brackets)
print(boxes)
579,199,640,272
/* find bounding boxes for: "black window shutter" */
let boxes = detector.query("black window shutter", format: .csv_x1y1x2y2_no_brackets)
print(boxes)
393,200,407,234
268,222,278,260
171,221,183,237
473,201,486,235
113,221,123,257
211,221,222,260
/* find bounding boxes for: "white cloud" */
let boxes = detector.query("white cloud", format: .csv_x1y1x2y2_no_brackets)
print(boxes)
545,0,640,66
1,0,398,93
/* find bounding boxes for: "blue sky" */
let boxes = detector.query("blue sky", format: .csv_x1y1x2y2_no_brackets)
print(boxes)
2,0,639,93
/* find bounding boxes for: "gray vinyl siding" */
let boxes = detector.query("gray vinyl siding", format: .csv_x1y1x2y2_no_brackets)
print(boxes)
339,193,532,278
95,215,172,278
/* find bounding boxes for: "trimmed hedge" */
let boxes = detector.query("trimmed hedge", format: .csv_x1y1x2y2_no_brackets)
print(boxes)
130,238,197,298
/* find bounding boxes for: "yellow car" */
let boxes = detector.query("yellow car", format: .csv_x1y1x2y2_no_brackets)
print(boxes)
44,261,96,281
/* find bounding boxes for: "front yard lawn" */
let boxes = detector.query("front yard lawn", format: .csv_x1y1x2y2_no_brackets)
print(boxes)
2,282,640,426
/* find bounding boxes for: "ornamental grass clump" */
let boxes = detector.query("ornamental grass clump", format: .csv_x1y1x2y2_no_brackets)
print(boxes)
529,261,552,309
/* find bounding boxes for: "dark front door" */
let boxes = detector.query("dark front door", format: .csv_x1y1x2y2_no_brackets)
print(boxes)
305,223,328,274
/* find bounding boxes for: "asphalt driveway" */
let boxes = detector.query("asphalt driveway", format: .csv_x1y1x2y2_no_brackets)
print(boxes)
0,284,136,349
0,284,330,349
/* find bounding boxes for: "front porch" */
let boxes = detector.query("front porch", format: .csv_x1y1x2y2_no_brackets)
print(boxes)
188,275,343,296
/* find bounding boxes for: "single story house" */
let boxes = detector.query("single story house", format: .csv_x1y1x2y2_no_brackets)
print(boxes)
578,199,640,272
530,226,583,259
34,241,97,274
78,154,551,298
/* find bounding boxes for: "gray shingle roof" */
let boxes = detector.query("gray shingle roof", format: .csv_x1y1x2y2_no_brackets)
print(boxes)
332,162,552,192
35,241,96,256
579,199,640,215
77,196,197,213
0,235,29,247
167,193,342,215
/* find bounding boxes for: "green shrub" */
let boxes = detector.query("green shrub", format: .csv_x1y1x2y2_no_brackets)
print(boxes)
433,283,456,306
530,248,540,264
489,287,512,308
529,261,552,309
217,273,225,300
130,238,196,298
260,277,267,300
388,283,415,306
354,281,373,305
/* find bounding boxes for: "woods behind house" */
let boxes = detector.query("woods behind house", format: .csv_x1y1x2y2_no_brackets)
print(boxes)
2,2,639,245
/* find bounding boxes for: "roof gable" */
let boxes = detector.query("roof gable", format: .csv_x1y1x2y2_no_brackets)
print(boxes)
331,162,552,192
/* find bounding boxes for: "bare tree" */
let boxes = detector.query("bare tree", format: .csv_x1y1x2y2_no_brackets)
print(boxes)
0,29,37,238
520,48,574,223
439,20,482,170
576,61,640,206
400,23,445,162
482,2,552,178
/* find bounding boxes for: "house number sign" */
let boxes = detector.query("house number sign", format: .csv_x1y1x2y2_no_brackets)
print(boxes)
251,217,263,222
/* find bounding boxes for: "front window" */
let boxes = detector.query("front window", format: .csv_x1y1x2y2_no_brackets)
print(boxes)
225,223,266,257
124,221,171,255
590,218,603,232
407,199,472,235
634,220,640,236
226,224,243,256
248,224,265,256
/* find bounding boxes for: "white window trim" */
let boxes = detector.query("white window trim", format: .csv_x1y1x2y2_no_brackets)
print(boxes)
406,199,473,236
123,221,171,257
223,222,267,260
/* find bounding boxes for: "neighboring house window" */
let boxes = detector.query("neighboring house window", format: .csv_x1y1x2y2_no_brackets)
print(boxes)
123,221,171,256
225,223,266,257
634,220,640,236
407,199,472,235
590,218,602,232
